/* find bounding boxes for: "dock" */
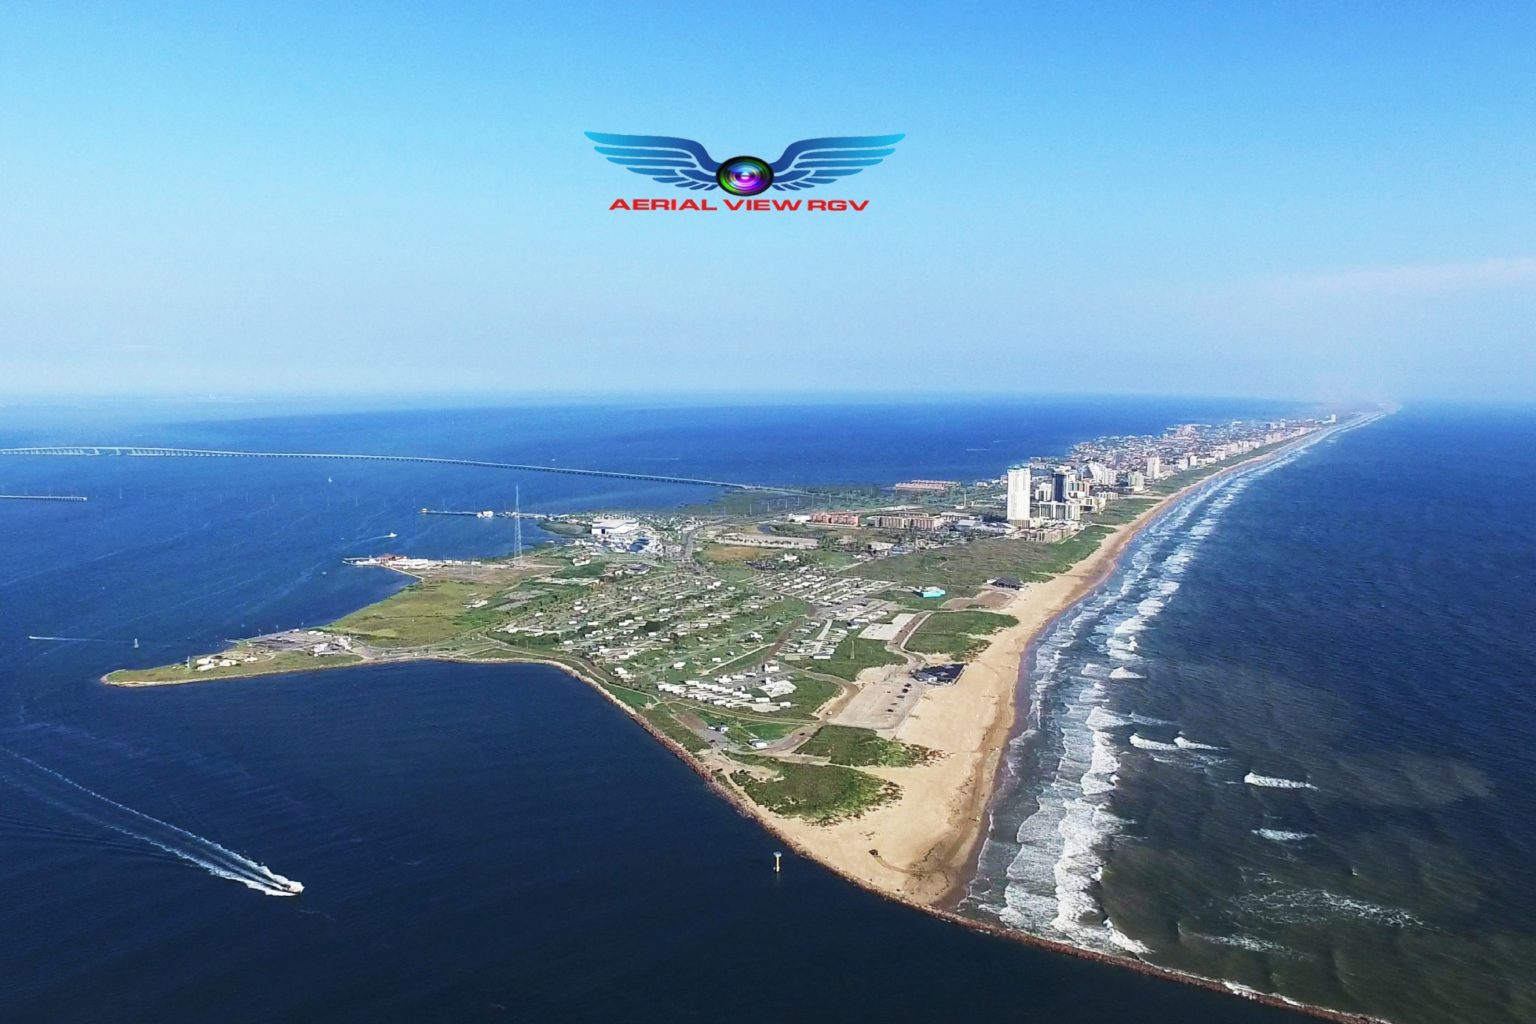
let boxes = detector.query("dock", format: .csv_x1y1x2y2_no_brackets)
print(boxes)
0,494,87,502
418,508,541,519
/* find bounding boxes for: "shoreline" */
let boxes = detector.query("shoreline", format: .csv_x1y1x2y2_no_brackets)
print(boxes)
98,416,1385,1022
743,424,1344,915
941,424,1334,907
712,418,1388,1023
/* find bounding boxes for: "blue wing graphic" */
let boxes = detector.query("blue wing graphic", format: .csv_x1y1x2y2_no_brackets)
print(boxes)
768,134,905,191
584,132,721,191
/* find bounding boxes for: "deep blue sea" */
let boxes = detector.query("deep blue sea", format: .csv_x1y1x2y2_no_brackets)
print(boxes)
1,398,1526,1023
967,407,1536,1023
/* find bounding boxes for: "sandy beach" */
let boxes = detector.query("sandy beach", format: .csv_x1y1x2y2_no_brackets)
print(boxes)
744,503,1157,905
738,435,1329,911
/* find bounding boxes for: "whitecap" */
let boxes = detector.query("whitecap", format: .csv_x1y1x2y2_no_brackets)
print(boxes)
1129,733,1180,751
1253,828,1315,842
1244,772,1318,791
1191,932,1297,956
1084,707,1128,731
1173,734,1223,750
1106,925,1152,954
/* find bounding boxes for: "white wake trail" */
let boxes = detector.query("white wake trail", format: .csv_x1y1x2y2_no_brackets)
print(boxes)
0,749,303,896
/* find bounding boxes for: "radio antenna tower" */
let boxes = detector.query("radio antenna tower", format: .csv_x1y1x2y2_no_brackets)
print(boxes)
514,486,523,564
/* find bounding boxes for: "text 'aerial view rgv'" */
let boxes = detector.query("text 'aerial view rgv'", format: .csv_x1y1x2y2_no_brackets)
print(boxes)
2,4,1533,1023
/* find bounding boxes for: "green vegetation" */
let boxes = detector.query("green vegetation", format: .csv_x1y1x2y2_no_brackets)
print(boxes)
1088,498,1157,526
555,560,608,578
905,610,1017,659
778,675,842,715
601,682,656,710
106,650,362,684
876,589,946,610
816,635,904,681
698,543,773,564
730,757,898,824
538,519,591,538
641,705,708,753
326,579,501,646
798,725,933,767
854,527,1118,592
691,707,801,745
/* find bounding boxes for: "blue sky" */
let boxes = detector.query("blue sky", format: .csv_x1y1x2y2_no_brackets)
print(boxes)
1,1,1532,401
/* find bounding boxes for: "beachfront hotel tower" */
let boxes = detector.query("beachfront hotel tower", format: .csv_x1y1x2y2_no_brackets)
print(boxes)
1006,465,1031,523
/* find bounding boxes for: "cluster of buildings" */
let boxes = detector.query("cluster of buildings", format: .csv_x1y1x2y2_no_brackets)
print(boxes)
1003,416,1327,524
500,571,766,670
716,531,820,550
756,565,894,614
784,617,848,660
655,666,798,714
799,509,1004,537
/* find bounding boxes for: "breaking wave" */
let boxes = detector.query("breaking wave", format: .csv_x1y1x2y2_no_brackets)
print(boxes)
1244,772,1319,791
1253,828,1315,842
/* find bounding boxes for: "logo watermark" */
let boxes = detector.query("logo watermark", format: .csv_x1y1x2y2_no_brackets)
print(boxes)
585,132,903,212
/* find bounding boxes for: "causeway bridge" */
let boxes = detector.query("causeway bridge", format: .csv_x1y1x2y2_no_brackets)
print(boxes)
0,446,804,494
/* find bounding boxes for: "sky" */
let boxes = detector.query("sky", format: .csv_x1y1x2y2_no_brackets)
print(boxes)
0,1,1532,403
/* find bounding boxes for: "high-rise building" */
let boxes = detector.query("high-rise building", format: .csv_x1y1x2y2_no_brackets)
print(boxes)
1145,455,1162,479
1037,501,1081,522
1005,465,1031,522
1052,467,1071,503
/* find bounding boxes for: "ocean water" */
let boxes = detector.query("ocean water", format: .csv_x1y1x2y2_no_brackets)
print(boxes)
966,407,1536,1023
0,397,1322,1024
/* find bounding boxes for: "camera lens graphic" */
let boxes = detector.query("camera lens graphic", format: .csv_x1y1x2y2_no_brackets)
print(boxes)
716,156,773,196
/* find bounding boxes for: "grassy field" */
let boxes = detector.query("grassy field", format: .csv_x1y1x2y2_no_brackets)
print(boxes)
780,675,843,715
852,528,1118,592
731,757,898,824
877,589,950,610
325,579,500,647
602,682,656,710
699,544,774,564
106,650,362,684
797,725,932,767
690,707,802,745
642,705,708,753
905,610,1018,659
1088,498,1158,526
814,635,904,681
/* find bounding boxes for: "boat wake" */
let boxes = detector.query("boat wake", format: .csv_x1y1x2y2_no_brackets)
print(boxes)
0,748,303,896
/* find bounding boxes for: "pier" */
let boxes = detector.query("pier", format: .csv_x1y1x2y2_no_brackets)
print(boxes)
419,508,542,519
0,494,88,502
0,446,804,494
